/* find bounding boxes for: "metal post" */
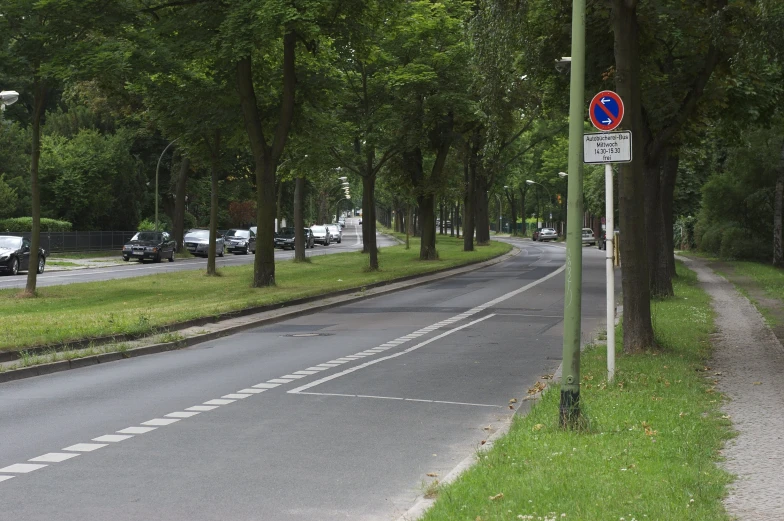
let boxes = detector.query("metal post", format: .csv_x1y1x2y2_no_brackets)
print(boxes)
605,163,615,382
155,138,179,232
560,0,585,427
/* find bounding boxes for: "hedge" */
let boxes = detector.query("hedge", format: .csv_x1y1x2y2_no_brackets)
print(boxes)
0,217,73,232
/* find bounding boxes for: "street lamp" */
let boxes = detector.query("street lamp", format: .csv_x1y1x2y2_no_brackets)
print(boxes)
558,172,568,178
156,138,179,232
1,91,19,123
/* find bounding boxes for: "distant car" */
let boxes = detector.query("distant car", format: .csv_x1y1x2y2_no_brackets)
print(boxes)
310,225,331,246
581,228,596,246
275,228,314,250
326,224,342,244
224,228,256,254
0,235,47,275
358,218,362,225
537,228,558,242
338,219,346,228
183,229,224,257
122,231,176,263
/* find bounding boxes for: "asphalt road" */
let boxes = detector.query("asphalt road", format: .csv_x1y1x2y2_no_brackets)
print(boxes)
0,239,607,520
0,220,394,290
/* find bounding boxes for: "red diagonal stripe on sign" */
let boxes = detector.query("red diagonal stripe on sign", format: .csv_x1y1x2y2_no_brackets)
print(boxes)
594,99,616,122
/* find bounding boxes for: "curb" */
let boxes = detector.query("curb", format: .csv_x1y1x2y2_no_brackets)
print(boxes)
0,246,520,383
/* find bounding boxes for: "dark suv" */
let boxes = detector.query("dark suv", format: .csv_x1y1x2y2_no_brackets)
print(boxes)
224,229,256,254
274,228,314,250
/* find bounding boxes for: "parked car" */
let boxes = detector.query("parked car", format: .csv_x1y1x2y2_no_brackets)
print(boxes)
122,231,176,262
581,227,596,246
536,228,558,242
338,219,346,228
275,228,314,250
0,235,47,275
326,223,342,244
310,225,331,246
183,229,224,257
224,228,256,254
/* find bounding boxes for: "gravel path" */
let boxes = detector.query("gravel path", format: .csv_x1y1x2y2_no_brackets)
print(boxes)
683,256,784,520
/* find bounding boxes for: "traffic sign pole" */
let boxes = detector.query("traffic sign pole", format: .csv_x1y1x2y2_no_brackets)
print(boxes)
605,163,615,382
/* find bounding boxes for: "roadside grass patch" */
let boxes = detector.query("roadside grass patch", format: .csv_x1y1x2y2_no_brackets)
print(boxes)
421,262,733,521
728,261,784,305
0,237,511,352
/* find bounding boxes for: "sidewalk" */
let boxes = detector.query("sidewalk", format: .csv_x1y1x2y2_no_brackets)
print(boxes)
681,256,784,520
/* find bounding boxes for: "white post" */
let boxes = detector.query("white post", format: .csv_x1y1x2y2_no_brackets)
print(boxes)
605,163,615,382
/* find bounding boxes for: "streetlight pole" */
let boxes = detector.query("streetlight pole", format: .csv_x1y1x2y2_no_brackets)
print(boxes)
155,138,179,232
495,193,502,234
561,0,586,427
526,180,551,228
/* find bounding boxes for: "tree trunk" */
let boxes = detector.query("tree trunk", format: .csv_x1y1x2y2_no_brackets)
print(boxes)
173,156,190,253
463,143,475,251
406,204,412,250
294,177,306,262
613,0,655,352
420,194,437,260
661,148,679,281
276,179,284,227
207,131,220,276
519,186,527,236
362,174,379,270
507,190,517,236
24,79,46,296
455,202,461,237
475,172,490,244
774,143,784,267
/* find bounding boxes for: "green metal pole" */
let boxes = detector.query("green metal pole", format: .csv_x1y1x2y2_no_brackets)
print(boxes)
560,0,586,427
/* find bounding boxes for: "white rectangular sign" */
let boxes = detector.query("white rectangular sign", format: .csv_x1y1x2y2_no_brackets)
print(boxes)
583,131,632,164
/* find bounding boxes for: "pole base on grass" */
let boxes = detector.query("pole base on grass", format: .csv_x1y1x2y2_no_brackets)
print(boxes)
559,389,581,428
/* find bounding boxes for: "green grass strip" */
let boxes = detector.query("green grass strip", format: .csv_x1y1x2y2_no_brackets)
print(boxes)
0,236,511,352
421,262,733,521
727,261,784,304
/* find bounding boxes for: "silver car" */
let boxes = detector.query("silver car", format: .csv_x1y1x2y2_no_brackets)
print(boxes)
310,225,331,246
326,224,342,244
581,228,596,246
183,229,225,257
537,228,558,242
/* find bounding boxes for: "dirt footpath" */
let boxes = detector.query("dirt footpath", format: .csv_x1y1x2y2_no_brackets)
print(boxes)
682,256,784,520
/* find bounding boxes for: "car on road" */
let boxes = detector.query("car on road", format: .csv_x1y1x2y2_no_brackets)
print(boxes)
326,223,342,244
122,231,176,263
535,228,558,242
310,225,331,246
338,219,346,228
183,229,225,257
581,227,597,246
274,228,314,250
0,235,47,275
224,229,256,254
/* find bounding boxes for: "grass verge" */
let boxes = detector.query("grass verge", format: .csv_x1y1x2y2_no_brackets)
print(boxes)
0,236,511,353
726,261,784,305
421,262,733,521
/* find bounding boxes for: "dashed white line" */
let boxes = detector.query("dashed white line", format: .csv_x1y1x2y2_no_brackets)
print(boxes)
222,393,250,399
141,418,180,426
267,378,295,384
29,453,81,463
237,388,266,394
0,463,47,473
252,383,280,389
165,411,201,418
92,435,134,443
118,426,157,434
279,374,307,379
186,405,220,411
292,370,319,375
0,476,15,483
204,399,235,405
63,443,107,452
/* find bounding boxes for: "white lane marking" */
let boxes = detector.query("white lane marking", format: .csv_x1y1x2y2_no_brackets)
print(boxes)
326,360,348,365
236,388,266,394
0,463,47,473
0,476,15,483
279,374,306,379
204,399,235,405
316,363,341,367
289,315,495,395
305,367,328,371
117,426,157,434
186,405,220,411
141,418,180,426
267,378,294,384
63,443,107,452
92,435,133,443
221,393,250,399
297,392,504,408
252,383,280,389
165,411,201,418
292,370,319,375
29,453,80,463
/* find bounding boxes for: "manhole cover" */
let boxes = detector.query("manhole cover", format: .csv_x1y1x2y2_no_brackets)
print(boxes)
285,333,331,337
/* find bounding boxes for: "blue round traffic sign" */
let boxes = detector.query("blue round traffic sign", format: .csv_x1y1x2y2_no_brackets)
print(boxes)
589,90,624,132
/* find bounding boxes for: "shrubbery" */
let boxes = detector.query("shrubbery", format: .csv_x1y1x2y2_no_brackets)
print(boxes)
0,217,72,232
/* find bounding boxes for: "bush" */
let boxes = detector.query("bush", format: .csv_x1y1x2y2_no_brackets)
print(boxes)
697,223,723,255
137,216,172,232
0,217,72,232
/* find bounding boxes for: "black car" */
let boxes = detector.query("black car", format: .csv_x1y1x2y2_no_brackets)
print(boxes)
274,228,315,250
225,228,256,254
122,231,176,262
0,235,47,275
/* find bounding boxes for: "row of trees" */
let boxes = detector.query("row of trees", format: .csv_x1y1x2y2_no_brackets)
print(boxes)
2,0,783,358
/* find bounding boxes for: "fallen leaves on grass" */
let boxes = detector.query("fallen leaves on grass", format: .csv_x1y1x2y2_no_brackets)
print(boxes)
527,381,546,395
489,493,504,501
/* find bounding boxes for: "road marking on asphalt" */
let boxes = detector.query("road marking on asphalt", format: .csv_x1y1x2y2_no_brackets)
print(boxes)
222,393,250,399
92,435,134,443
165,411,201,418
288,315,495,395
204,399,235,405
267,378,295,384
296,392,504,408
292,370,319,375
279,374,307,379
142,418,181,426
0,476,15,482
0,463,47,473
29,453,81,463
251,383,280,389
63,443,107,452
186,405,220,411
236,388,266,394
118,426,157,434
